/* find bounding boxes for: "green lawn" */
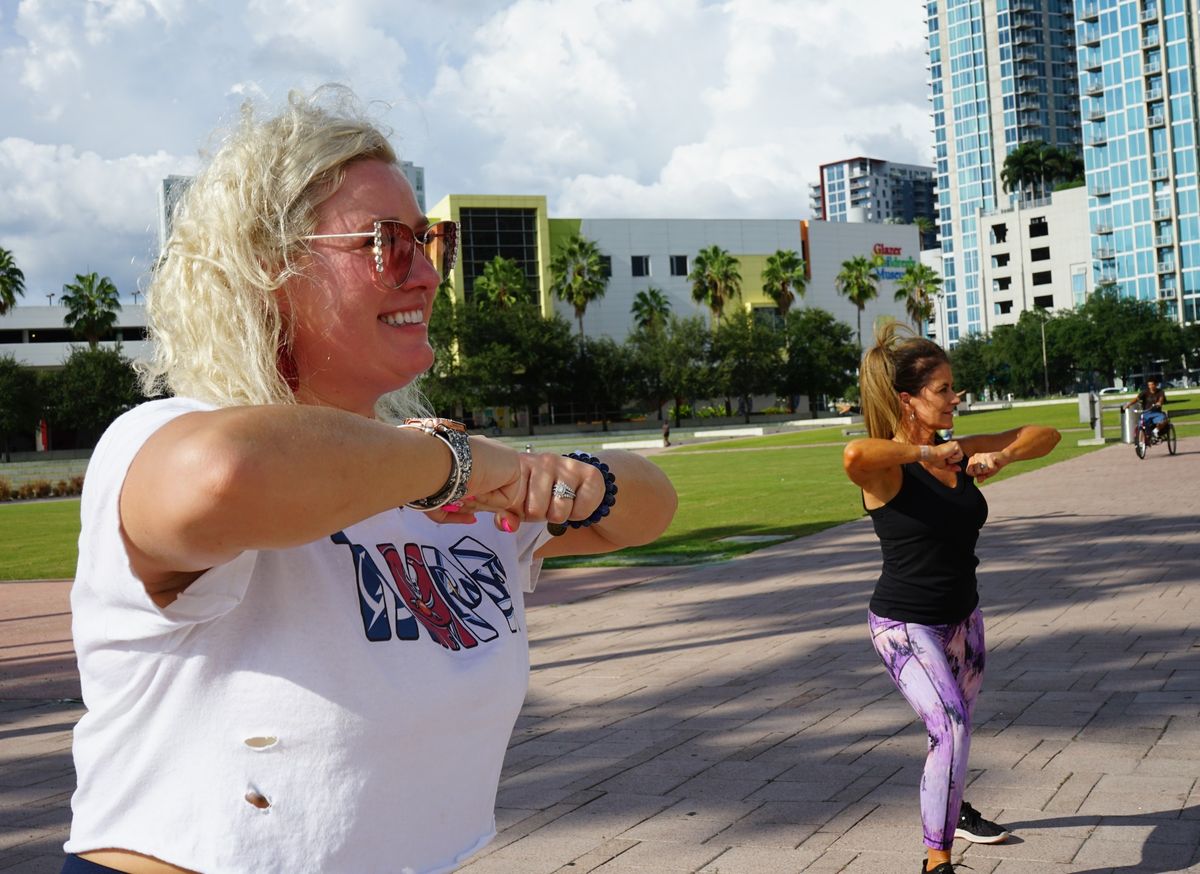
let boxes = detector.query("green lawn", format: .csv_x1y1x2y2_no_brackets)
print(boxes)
0,499,82,580
2,401,1189,579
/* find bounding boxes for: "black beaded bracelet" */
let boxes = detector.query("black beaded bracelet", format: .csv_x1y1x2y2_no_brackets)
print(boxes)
563,450,618,529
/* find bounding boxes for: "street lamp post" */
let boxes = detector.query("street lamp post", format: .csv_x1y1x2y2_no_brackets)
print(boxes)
46,293,55,307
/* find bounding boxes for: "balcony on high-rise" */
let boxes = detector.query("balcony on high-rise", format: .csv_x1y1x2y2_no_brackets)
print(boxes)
1080,3,1100,22
1153,202,1173,220
1144,57,1162,75
1081,25,1102,46
1140,5,1159,23
1082,51,1102,71
1085,76,1104,96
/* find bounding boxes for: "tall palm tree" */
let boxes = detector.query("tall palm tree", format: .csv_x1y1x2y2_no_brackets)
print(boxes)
631,286,672,331
835,255,883,350
688,245,741,326
913,216,936,252
550,234,608,341
0,246,25,316
472,256,527,309
895,263,943,331
61,272,121,348
761,249,807,318
1001,141,1042,201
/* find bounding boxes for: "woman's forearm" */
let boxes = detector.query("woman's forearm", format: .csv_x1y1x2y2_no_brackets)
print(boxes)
122,406,471,572
997,425,1061,464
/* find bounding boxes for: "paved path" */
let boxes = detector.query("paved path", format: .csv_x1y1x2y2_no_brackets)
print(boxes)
4,439,1200,872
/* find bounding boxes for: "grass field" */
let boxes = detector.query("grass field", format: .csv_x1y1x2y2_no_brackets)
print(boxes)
2,404,1194,580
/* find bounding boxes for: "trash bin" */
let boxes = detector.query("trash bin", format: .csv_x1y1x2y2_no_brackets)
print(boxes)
1121,405,1138,444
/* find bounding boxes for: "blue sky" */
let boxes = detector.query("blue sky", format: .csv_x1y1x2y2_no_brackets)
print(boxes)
0,0,930,300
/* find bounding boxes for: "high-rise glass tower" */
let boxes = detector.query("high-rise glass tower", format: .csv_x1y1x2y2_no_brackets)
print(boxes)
927,0,1081,343
1078,0,1200,323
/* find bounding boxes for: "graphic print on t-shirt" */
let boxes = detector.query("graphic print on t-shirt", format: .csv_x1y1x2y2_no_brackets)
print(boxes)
331,531,519,650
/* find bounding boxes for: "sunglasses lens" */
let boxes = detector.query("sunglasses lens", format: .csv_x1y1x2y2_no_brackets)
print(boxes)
376,221,416,288
423,221,459,276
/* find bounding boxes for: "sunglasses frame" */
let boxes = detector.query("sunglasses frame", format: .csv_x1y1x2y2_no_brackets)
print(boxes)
302,219,459,288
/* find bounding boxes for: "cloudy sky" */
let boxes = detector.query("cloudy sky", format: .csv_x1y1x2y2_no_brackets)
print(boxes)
0,0,931,300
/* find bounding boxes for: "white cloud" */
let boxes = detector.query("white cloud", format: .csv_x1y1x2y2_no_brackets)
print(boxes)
0,0,932,294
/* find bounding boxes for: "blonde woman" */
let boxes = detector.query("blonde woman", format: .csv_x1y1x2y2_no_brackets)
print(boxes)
62,87,676,874
842,323,1059,874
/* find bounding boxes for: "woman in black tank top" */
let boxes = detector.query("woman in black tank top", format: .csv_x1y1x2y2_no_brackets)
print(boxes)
843,323,1060,874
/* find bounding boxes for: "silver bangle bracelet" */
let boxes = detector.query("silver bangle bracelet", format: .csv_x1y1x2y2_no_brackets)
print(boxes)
399,419,473,511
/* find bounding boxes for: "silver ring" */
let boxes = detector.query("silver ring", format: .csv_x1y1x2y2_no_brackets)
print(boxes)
552,481,577,500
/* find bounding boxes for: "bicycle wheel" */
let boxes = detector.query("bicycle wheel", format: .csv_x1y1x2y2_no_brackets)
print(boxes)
1167,423,1178,455
1135,426,1147,459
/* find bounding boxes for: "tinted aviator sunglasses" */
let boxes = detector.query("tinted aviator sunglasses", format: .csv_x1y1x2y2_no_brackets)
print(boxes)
302,219,459,288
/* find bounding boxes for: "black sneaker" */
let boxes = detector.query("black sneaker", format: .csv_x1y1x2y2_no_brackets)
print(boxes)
920,862,955,874
955,800,1009,843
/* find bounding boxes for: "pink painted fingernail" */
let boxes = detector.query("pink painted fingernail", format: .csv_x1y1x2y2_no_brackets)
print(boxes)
442,503,462,514
501,518,513,533
464,495,476,502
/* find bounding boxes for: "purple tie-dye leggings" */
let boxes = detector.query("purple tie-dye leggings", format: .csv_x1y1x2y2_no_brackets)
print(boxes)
868,607,986,851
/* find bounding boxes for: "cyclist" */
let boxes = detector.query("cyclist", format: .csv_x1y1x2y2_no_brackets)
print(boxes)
1123,378,1168,439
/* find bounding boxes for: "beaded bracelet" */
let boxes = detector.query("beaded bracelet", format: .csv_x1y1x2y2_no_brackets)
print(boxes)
562,450,619,529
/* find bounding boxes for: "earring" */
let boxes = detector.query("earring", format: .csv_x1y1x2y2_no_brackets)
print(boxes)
910,410,916,421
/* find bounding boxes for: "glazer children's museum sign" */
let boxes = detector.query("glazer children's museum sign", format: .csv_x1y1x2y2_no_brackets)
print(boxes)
873,243,916,281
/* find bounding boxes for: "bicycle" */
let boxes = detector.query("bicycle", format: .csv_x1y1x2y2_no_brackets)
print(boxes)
1133,410,1177,459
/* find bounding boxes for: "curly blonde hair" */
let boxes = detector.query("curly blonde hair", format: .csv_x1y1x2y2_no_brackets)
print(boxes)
138,85,426,419
859,321,950,440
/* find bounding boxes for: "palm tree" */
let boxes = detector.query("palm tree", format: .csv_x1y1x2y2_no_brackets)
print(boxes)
631,286,672,331
0,246,25,316
761,249,808,318
913,216,936,252
895,263,943,331
549,234,608,341
688,245,742,326
1001,141,1042,201
472,256,526,309
835,255,883,350
61,272,121,348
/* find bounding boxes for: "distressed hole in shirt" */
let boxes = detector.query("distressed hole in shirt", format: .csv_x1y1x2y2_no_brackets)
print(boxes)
245,789,271,810
243,735,278,750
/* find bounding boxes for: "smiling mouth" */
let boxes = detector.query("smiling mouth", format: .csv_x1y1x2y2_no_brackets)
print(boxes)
379,308,425,327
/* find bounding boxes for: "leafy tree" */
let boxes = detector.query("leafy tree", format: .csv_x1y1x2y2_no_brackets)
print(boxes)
0,246,25,316
761,249,808,318
660,316,714,426
625,323,671,420
568,336,631,429
835,255,883,350
46,345,143,443
61,272,122,348
549,234,608,340
948,332,993,397
777,308,859,416
1059,286,1179,386
0,355,38,460
711,310,783,423
688,245,742,326
471,256,527,309
458,300,575,435
895,263,942,330
631,286,672,331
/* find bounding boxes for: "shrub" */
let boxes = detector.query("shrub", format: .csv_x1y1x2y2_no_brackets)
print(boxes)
696,405,726,419
55,479,70,496
70,474,85,494
33,479,53,498
0,477,11,501
760,406,788,415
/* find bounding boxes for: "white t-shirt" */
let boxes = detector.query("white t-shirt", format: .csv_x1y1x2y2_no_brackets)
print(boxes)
65,397,552,873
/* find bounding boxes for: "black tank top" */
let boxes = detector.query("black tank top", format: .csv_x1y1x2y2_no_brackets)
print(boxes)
866,455,988,625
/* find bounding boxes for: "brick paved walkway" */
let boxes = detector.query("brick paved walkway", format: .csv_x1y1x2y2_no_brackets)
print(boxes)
3,438,1200,872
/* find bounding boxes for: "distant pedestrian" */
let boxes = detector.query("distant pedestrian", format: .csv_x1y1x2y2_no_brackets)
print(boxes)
662,420,671,447
842,322,1060,874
